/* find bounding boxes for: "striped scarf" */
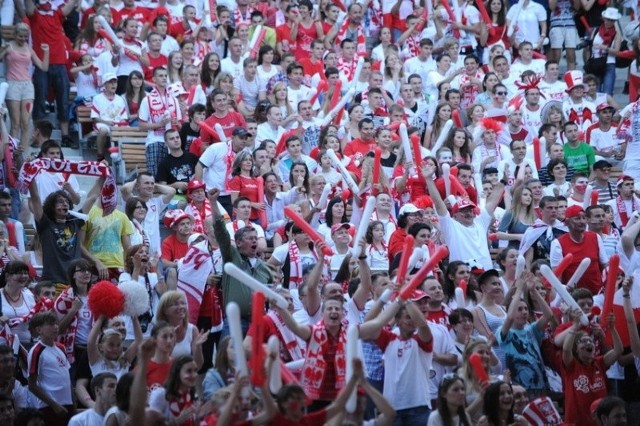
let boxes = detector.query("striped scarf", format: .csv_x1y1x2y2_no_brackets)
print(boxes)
335,20,367,57
301,321,347,400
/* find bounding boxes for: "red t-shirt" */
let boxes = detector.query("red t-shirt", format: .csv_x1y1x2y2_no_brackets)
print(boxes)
168,21,195,43
201,111,247,143
562,356,607,426
27,9,68,65
299,58,325,86
144,53,168,82
246,314,294,362
388,228,407,261
343,138,375,159
275,23,296,53
145,359,172,393
114,6,149,28
227,175,260,220
161,234,189,262
557,232,603,295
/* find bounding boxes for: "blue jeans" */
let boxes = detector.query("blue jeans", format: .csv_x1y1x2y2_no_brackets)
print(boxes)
600,63,616,96
8,188,19,220
33,65,70,123
393,406,431,426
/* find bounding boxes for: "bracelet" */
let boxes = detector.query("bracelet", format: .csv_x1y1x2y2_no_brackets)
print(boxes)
623,294,630,298
358,255,367,260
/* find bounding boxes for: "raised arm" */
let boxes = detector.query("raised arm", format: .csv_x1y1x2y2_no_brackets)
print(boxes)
28,180,43,222
620,215,640,259
87,315,106,365
155,182,176,205
406,299,432,343
21,0,35,17
129,338,156,425
351,238,372,310
562,308,582,367
500,274,526,339
305,241,328,317
603,312,623,367
81,172,107,213
210,189,234,262
358,299,402,340
484,182,505,216
622,277,640,357
272,301,312,341
423,163,448,216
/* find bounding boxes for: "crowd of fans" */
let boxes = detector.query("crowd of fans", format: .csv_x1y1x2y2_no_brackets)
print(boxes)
3,0,640,425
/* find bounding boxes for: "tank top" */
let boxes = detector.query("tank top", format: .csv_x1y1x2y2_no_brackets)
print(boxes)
6,46,32,81
171,323,195,358
74,71,98,98
477,303,507,367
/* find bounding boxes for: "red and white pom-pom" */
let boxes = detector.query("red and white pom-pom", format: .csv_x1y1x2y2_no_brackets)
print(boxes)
88,281,125,319
118,280,151,317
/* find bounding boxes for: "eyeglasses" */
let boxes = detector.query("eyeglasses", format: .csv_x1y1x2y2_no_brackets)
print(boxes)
578,338,594,344
75,268,91,273
495,91,507,95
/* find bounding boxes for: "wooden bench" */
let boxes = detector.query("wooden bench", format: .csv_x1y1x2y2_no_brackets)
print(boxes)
111,127,147,183
1,26,15,41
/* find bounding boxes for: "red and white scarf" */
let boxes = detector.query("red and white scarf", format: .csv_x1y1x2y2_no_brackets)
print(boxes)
169,391,195,426
616,195,640,227
145,87,179,138
54,287,87,363
288,241,316,287
337,56,360,82
301,321,347,400
266,310,304,361
17,159,116,214
224,142,236,186
185,200,212,234
404,34,421,58
8,297,54,328
234,6,254,26
335,20,367,57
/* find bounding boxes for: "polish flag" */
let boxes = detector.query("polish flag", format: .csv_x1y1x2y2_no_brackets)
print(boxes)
602,268,640,347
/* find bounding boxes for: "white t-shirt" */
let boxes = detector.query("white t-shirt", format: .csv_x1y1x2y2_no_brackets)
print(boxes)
506,1,547,45
138,90,180,145
287,85,314,113
255,122,286,146
439,209,494,271
34,171,81,205
27,341,73,409
221,57,243,80
90,93,128,124
199,142,240,195
510,58,546,78
225,220,266,242
427,323,457,400
539,79,568,102
234,74,262,109
403,57,437,92
68,408,104,426
377,328,433,410
143,196,168,256
1,289,35,343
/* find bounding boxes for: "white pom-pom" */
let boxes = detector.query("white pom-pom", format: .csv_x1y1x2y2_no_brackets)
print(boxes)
118,280,151,317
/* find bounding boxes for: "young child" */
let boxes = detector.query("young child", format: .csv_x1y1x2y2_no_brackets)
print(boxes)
27,311,73,426
87,315,142,379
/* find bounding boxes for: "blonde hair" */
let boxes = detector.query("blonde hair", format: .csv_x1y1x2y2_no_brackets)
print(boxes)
155,290,189,328
15,23,30,34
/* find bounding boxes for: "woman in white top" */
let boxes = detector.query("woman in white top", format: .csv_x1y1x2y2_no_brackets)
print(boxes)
0,261,35,344
427,375,473,426
382,52,404,100
257,45,280,88
371,27,394,63
588,7,622,96
119,244,166,338
124,197,148,247
155,291,208,368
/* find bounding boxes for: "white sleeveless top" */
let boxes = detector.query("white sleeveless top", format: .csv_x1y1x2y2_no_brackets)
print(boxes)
171,323,195,358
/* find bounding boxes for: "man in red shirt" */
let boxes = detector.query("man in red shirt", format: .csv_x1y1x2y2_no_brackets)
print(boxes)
299,40,326,86
144,32,168,83
549,205,609,295
168,4,199,43
200,89,247,143
161,209,193,289
113,0,149,32
18,0,76,148
343,118,375,164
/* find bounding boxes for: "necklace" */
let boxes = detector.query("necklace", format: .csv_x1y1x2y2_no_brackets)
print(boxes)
3,288,22,305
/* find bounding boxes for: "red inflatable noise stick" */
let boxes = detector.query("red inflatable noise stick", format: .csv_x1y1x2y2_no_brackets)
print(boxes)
469,353,489,384
250,292,266,387
553,253,574,277
284,207,334,256
589,190,599,207
602,254,619,319
458,279,468,296
452,109,463,128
